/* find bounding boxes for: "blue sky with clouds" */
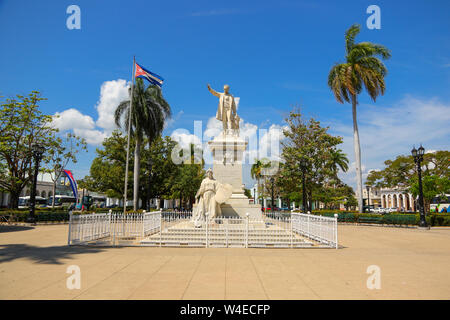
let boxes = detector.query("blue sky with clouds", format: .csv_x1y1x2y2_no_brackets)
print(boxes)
1,0,449,189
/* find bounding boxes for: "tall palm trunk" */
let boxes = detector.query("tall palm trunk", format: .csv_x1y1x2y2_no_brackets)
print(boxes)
133,135,141,210
351,94,363,213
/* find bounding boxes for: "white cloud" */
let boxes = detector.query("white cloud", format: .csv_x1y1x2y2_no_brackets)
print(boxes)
52,79,130,145
95,79,130,133
169,116,285,170
52,108,95,131
165,110,184,129
73,128,107,145
203,117,223,140
332,96,450,188
51,108,106,144
170,128,202,149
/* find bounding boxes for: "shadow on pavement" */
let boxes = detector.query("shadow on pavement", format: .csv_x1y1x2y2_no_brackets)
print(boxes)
0,225,35,233
0,243,116,264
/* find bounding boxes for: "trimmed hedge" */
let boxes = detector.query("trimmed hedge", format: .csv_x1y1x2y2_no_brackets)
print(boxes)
0,207,160,222
2,208,450,226
0,211,70,222
312,212,450,227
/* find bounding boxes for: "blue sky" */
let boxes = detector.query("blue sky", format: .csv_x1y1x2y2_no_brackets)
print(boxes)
1,0,449,189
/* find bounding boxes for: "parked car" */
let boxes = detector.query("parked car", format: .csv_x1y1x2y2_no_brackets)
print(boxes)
373,207,386,214
262,207,280,212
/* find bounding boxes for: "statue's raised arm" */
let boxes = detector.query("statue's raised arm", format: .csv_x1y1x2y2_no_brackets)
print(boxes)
207,84,220,98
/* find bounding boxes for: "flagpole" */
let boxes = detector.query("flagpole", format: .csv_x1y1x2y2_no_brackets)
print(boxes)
123,56,136,214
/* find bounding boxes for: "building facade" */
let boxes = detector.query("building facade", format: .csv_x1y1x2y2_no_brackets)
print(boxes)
363,187,416,211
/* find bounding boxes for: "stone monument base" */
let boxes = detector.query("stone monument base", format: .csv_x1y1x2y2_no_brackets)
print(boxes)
220,198,262,220
207,132,262,220
193,199,262,221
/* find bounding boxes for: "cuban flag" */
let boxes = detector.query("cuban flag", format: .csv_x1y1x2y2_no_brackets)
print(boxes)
135,63,164,87
63,170,78,200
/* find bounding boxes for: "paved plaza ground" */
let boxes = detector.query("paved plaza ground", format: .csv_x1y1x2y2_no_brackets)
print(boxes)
0,223,449,300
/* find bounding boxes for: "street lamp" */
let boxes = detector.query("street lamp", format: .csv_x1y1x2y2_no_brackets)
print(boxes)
28,143,45,224
411,145,428,229
299,158,307,214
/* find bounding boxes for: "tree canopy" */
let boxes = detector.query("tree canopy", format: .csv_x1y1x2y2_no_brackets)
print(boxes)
279,109,352,210
0,92,57,208
366,150,450,212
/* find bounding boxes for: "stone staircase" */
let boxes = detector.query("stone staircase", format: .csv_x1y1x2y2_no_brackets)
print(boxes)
140,221,315,248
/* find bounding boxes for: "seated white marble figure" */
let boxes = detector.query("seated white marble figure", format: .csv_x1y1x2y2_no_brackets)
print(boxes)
192,169,222,227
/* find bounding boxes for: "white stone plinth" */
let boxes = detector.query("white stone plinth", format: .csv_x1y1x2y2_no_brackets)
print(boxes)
208,133,262,220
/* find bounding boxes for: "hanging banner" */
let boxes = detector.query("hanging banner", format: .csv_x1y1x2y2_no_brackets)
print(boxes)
63,170,78,200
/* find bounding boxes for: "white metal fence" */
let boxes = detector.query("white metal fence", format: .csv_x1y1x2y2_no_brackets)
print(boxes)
68,210,338,248
68,210,161,245
291,212,338,249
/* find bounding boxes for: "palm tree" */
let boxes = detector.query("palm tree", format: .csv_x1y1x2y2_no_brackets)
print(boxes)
251,159,264,204
328,23,391,213
115,78,171,210
329,148,349,178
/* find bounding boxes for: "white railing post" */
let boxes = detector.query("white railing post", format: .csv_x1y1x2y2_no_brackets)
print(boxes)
67,210,73,245
141,211,145,238
245,213,249,248
112,213,116,247
334,213,338,249
159,211,162,247
226,219,229,248
80,214,84,243
108,210,112,245
290,215,293,248
205,212,209,248
307,215,310,238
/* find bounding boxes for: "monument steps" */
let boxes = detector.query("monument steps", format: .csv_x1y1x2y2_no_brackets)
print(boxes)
139,222,316,247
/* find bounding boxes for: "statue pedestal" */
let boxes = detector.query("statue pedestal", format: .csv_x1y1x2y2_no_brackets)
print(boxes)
208,133,262,220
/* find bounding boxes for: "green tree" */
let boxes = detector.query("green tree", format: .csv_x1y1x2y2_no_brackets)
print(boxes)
366,155,414,189
0,92,58,208
366,150,449,213
409,175,449,213
328,23,391,212
143,136,179,208
251,158,271,204
82,130,133,200
250,159,263,203
42,132,87,207
329,148,349,180
345,194,358,211
115,78,171,210
171,144,205,209
281,110,347,212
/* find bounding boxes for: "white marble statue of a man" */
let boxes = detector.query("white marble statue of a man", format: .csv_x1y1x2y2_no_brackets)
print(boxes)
192,169,222,227
207,84,238,134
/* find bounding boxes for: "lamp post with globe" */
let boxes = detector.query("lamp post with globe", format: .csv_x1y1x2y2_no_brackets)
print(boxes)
411,145,428,229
